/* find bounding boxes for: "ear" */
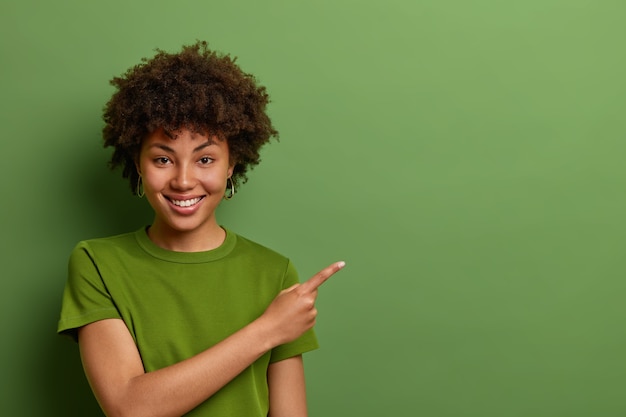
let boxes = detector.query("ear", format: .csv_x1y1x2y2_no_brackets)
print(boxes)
227,164,234,179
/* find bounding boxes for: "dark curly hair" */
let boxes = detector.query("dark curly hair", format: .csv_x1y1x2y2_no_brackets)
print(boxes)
103,41,278,195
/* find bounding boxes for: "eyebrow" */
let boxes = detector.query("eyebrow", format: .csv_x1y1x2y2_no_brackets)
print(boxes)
149,139,217,154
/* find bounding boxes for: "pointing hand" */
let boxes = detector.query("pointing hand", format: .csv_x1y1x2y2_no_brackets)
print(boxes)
260,261,345,346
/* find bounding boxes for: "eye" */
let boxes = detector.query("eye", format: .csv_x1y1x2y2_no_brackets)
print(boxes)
154,157,171,165
199,156,214,165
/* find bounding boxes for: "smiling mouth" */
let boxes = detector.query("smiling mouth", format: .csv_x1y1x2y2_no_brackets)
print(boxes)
168,197,204,207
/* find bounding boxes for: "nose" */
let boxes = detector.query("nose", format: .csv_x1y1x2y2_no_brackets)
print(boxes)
171,163,196,190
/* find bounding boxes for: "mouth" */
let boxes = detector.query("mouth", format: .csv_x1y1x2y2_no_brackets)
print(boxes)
167,196,205,207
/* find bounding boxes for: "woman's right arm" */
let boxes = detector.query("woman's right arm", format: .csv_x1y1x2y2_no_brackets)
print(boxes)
78,261,344,417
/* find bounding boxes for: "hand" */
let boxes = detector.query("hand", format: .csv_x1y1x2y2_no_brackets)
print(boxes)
260,261,345,346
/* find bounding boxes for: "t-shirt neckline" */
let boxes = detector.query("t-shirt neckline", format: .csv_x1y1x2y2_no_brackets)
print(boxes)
134,226,237,264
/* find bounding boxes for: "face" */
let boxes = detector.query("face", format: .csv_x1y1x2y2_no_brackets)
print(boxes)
137,128,233,244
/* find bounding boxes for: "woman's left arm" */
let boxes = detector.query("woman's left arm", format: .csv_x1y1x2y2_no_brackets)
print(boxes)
267,355,308,417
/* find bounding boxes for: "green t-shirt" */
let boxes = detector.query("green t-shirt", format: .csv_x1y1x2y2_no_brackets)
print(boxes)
57,227,318,416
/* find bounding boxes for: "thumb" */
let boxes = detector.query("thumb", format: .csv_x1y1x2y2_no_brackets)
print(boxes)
279,283,300,294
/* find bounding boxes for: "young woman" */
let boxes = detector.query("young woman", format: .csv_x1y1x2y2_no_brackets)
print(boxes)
57,41,344,417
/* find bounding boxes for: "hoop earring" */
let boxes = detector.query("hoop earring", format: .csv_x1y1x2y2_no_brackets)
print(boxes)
224,177,235,200
136,175,145,198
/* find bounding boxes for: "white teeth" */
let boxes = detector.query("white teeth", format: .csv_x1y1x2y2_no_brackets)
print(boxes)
171,197,201,207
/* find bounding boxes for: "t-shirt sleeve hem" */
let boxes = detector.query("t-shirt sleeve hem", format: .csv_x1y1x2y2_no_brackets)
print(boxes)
57,308,121,342
269,339,320,363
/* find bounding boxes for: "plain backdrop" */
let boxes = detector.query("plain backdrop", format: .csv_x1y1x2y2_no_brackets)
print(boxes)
1,1,625,416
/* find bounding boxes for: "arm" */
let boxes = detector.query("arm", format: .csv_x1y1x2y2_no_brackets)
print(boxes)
78,261,345,417
267,355,308,417
79,317,272,417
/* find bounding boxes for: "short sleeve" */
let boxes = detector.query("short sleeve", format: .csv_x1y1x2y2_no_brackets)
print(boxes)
269,260,320,363
57,242,121,341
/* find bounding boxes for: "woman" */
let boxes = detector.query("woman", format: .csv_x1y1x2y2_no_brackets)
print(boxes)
57,41,344,417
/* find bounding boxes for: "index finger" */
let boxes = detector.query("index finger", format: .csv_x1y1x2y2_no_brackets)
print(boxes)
300,261,346,292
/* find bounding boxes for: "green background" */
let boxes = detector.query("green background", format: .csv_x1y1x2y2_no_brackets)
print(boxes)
1,1,625,416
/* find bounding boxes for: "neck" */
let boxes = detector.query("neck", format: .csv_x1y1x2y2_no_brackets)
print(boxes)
147,221,226,252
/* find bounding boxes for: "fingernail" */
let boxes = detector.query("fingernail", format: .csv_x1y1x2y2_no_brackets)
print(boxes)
338,261,346,268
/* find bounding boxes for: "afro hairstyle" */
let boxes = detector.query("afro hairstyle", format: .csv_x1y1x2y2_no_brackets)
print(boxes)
102,40,278,195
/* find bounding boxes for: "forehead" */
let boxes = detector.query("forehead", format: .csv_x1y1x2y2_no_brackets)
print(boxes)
142,127,227,151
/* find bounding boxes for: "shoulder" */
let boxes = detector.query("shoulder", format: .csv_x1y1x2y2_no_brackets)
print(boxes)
229,230,292,265
70,229,143,261
66,229,150,289
228,230,300,284
230,231,284,255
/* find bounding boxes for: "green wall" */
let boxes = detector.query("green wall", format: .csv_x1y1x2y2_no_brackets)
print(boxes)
1,1,625,415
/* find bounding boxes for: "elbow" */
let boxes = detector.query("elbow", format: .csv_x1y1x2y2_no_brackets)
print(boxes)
101,405,128,417
101,400,144,417
103,401,177,417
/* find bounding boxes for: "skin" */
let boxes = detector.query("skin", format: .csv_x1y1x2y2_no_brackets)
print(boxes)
138,127,234,252
78,127,345,417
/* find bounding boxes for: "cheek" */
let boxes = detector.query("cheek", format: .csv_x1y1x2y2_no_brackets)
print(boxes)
198,168,228,189
202,175,228,192
141,169,166,192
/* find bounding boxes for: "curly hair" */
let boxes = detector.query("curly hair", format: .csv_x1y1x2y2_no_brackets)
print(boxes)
103,41,278,194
